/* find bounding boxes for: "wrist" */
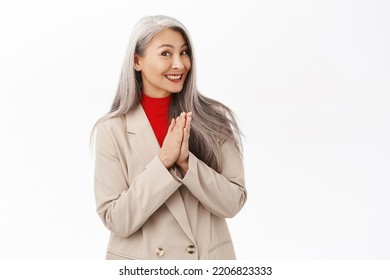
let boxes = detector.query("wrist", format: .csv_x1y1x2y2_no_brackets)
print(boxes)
177,158,189,174
158,152,173,169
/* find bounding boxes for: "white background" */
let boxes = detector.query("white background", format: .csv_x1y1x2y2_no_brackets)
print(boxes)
0,0,389,260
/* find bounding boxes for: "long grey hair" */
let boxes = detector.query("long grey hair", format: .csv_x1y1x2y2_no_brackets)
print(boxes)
92,15,242,172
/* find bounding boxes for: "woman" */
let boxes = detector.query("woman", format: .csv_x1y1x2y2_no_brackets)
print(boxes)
92,15,247,260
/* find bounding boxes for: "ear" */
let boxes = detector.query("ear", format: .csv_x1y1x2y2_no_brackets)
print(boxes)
134,55,142,71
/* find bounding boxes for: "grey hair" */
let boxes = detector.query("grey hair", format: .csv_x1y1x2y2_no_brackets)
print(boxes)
92,15,242,172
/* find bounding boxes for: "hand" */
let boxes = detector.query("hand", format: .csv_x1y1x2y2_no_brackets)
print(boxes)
158,112,186,169
176,112,192,173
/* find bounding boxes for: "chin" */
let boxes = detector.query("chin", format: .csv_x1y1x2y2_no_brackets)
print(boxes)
169,87,184,94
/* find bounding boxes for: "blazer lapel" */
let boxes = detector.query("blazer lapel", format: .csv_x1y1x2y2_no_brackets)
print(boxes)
165,189,196,244
126,105,160,166
125,105,195,243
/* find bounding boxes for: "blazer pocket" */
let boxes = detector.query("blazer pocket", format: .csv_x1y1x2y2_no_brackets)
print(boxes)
208,239,232,254
207,239,236,259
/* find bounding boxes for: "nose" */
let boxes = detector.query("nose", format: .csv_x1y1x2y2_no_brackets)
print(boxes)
172,54,184,69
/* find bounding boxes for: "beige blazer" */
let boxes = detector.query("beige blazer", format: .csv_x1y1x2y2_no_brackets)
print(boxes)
94,105,246,260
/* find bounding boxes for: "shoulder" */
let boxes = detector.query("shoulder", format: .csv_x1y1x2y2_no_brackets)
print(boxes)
98,114,126,128
96,114,127,139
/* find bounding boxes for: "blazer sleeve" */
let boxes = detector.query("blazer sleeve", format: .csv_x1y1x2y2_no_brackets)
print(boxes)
179,141,247,218
94,122,182,238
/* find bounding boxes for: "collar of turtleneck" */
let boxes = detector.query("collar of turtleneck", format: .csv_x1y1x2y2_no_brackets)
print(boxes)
140,93,172,147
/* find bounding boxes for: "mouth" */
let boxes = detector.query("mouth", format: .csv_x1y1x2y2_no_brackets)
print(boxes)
165,74,183,83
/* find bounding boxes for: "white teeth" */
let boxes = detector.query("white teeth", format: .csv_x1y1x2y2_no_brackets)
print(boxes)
166,75,181,80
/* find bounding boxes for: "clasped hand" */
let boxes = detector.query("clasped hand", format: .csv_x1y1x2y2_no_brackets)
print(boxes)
158,112,192,173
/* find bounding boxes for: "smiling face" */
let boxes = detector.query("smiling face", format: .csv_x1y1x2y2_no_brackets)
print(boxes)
134,28,191,98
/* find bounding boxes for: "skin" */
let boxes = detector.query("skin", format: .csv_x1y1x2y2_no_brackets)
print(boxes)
134,29,192,173
134,28,191,98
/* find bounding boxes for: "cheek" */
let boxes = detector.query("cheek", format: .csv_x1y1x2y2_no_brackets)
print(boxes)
185,59,192,71
155,61,171,74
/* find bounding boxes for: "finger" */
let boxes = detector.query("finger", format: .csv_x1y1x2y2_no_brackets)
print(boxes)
174,116,184,139
174,113,184,131
175,112,186,126
175,116,181,129
183,115,191,141
183,126,190,142
180,112,186,128
185,113,192,131
185,112,192,122
168,118,175,132
181,127,190,159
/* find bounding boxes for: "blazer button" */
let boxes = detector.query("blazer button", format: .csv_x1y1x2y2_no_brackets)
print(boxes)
186,245,196,254
155,247,165,257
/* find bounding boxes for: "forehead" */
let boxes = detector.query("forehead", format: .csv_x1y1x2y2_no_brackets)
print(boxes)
149,29,187,47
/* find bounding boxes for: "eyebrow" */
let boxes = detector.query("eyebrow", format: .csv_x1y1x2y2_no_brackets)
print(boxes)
158,43,188,49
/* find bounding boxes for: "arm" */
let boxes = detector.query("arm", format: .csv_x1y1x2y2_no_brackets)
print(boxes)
94,122,182,238
179,141,247,218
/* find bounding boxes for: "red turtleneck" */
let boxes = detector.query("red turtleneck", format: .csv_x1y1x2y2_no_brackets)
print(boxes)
141,93,172,147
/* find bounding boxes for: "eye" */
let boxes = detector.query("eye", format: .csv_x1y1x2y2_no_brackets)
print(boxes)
161,51,171,57
181,50,189,56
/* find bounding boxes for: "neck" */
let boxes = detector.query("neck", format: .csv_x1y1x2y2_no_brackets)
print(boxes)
143,91,172,99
